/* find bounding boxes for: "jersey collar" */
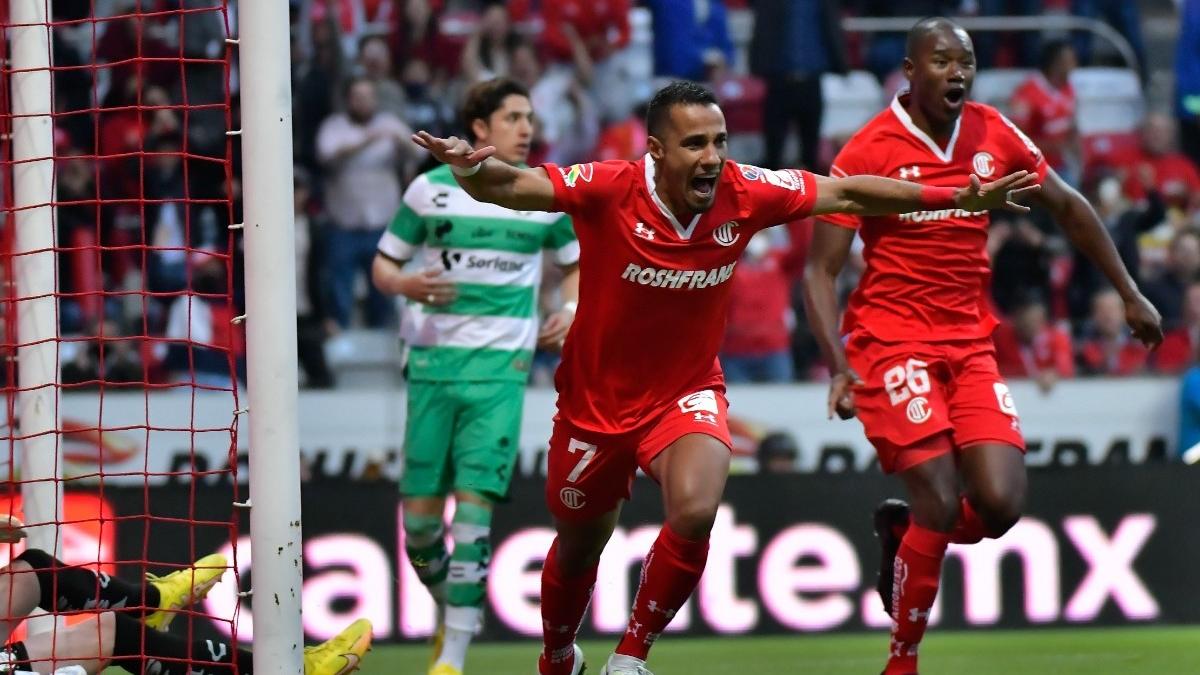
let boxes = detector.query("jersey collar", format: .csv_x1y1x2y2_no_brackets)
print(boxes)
890,93,962,164
643,154,702,240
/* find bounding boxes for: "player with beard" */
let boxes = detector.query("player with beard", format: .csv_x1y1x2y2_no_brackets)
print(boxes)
803,18,1162,675
413,80,1038,675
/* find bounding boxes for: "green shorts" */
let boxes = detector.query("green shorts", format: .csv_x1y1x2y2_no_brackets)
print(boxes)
401,380,525,501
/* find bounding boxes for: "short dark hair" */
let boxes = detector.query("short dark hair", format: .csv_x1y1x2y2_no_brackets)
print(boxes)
905,16,966,58
1039,38,1074,73
460,77,530,142
342,75,374,101
645,80,719,138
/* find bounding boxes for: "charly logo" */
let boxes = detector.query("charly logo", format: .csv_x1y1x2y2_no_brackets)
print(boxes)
714,221,740,247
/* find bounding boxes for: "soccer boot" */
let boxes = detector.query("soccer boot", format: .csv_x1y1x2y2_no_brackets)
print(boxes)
304,618,373,675
429,664,462,675
599,654,653,675
536,643,586,675
144,553,228,630
873,498,911,619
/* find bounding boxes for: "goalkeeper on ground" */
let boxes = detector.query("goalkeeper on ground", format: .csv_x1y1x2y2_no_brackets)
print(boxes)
0,523,370,675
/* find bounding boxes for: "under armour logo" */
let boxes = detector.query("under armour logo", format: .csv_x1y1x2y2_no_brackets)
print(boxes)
693,412,717,425
908,607,931,623
891,639,919,657
544,619,572,634
898,165,921,180
634,222,656,241
646,600,676,620
627,619,643,636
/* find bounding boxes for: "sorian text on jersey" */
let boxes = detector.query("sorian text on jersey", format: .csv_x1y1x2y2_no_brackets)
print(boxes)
621,262,737,289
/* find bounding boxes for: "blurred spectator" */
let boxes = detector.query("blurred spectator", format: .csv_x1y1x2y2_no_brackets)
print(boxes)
397,58,455,139
56,154,102,333
461,2,523,82
992,294,1075,393
294,15,345,171
293,168,336,389
395,0,458,79
594,101,650,162
538,0,632,121
1071,0,1146,79
970,0,1041,69
509,42,599,167
1155,280,1200,374
1009,40,1080,183
357,35,407,120
539,0,630,65
757,432,800,473
750,0,848,171
645,0,734,81
1179,0,1200,167
1122,113,1200,213
1141,228,1200,329
1066,175,1156,322
721,233,796,383
316,77,419,328
163,259,246,387
1077,288,1149,375
855,0,955,81
61,320,144,386
989,213,1055,315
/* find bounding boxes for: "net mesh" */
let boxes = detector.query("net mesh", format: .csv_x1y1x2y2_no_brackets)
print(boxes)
0,1,242,670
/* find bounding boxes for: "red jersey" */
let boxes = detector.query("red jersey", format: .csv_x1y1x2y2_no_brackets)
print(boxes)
823,96,1049,343
1122,151,1200,208
1009,74,1076,169
543,157,818,433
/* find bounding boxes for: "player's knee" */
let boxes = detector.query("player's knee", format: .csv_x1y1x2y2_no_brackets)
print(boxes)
402,512,445,549
974,488,1024,536
666,496,720,541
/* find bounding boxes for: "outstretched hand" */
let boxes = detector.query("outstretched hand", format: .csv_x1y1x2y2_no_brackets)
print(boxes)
955,171,1042,214
411,131,496,170
1124,292,1164,349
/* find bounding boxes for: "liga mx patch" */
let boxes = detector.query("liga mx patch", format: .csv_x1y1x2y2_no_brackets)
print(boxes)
560,163,593,187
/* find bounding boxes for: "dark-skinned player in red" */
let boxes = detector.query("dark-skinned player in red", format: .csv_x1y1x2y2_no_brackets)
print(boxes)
804,18,1163,675
413,80,1039,675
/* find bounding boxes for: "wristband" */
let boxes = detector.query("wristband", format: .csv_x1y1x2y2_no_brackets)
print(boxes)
918,185,957,208
451,160,482,177
561,301,578,314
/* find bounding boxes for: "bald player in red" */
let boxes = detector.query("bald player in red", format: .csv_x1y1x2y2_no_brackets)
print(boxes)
804,18,1163,675
414,80,1037,675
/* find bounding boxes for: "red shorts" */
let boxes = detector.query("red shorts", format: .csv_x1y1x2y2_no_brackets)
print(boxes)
546,388,733,521
845,334,1026,474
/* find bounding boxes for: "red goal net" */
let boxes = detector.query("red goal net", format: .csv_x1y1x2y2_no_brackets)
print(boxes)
0,0,243,669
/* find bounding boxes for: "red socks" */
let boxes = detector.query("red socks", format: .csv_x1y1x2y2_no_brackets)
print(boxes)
886,523,949,675
539,539,598,675
615,524,710,661
950,496,990,544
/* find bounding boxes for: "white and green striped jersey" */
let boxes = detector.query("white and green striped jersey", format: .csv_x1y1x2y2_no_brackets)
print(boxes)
378,164,579,382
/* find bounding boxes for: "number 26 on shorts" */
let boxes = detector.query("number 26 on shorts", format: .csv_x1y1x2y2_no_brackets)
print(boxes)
565,438,597,482
884,358,931,406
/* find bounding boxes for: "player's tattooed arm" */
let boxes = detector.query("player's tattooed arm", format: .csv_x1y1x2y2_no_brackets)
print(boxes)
411,131,556,211
1032,168,1164,348
810,171,1041,216
803,222,862,420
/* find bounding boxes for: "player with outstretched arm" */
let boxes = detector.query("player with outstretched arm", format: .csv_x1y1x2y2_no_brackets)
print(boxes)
414,80,1039,675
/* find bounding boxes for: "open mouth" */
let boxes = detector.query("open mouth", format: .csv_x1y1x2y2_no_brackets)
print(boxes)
943,87,966,106
690,175,717,198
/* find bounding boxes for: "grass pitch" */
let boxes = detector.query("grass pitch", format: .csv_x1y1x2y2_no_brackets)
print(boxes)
364,626,1200,674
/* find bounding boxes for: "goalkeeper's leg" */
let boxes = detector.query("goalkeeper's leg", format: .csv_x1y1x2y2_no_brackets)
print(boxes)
7,613,372,675
11,549,227,630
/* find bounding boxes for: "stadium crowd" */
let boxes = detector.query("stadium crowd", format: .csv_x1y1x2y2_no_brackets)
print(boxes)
37,0,1200,389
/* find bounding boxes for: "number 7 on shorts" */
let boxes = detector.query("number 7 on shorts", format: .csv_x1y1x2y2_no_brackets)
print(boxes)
566,439,597,483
